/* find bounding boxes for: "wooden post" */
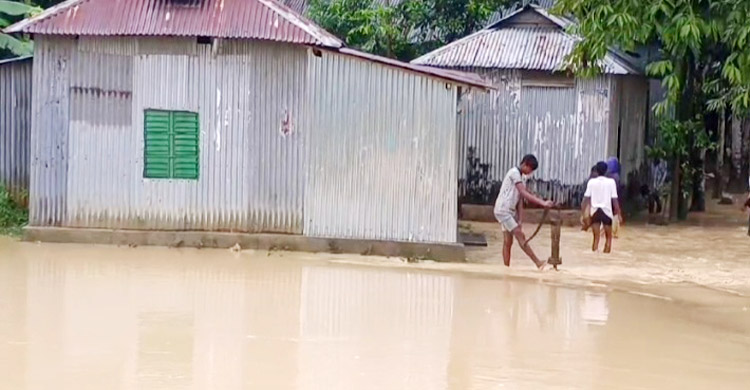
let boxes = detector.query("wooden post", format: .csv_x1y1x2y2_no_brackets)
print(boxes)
547,210,562,270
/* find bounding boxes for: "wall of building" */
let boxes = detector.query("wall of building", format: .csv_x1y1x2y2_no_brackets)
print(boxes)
457,69,615,204
306,50,458,243
32,36,308,233
29,37,74,226
617,76,649,183
30,36,459,243
0,57,32,199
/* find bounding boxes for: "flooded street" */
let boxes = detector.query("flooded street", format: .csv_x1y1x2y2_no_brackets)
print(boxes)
460,204,750,298
1,237,749,389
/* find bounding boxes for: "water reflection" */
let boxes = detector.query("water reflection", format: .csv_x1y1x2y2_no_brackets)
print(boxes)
0,244,748,389
581,291,610,326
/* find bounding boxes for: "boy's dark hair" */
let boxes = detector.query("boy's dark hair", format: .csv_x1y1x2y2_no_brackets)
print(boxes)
520,154,539,170
595,161,608,176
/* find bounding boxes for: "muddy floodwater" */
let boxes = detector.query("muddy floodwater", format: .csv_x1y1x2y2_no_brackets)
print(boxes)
1,236,749,390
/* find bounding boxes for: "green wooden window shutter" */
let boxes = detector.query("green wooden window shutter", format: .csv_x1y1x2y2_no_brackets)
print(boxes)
144,110,199,180
144,110,172,179
172,111,200,179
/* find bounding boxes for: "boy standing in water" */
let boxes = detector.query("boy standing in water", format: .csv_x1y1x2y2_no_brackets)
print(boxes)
494,154,555,269
582,162,621,253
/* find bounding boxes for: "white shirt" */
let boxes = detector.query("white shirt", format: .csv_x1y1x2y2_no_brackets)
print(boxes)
584,176,618,218
494,167,526,215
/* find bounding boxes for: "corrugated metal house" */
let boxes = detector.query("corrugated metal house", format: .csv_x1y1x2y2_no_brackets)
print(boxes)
0,56,32,198
412,5,649,205
6,0,488,244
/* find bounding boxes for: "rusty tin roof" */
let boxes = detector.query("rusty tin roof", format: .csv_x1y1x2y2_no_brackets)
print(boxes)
336,48,493,90
5,0,343,47
4,0,493,88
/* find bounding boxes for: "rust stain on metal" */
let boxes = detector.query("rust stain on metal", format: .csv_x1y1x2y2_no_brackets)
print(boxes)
280,110,292,136
336,47,492,90
70,86,132,99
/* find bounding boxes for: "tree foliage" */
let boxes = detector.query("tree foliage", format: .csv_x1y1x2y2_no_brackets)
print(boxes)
0,0,44,58
554,0,750,111
308,0,511,61
553,0,750,218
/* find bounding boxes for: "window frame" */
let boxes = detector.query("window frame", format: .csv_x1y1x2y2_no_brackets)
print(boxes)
143,109,200,181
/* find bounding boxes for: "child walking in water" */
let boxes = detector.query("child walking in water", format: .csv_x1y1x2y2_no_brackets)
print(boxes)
494,154,555,269
581,162,621,253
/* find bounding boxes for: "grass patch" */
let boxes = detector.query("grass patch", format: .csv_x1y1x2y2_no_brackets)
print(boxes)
0,186,28,237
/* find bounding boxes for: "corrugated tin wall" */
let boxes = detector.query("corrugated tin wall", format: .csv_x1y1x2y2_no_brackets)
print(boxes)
30,37,73,226
306,50,458,243
34,36,308,233
457,69,613,204
30,37,460,243
0,57,32,198
607,76,621,158
619,76,649,182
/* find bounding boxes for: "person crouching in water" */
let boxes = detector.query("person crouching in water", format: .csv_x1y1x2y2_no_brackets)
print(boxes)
581,161,621,253
494,154,555,269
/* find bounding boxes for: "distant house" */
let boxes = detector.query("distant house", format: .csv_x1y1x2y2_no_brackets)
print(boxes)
412,5,649,205
5,0,488,245
0,56,32,199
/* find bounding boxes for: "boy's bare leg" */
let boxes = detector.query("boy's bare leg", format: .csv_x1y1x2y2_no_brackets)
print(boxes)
512,228,546,270
502,231,513,267
592,224,601,252
603,225,613,253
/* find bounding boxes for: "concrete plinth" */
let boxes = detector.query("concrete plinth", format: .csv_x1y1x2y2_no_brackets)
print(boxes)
23,227,466,262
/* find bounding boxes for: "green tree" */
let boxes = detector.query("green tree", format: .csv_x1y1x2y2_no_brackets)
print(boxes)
411,0,510,54
309,0,422,60
553,0,750,220
308,0,512,61
0,0,43,58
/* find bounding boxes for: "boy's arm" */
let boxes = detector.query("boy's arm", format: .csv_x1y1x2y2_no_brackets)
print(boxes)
613,198,622,216
517,198,524,225
581,197,590,212
580,196,591,230
515,182,553,208
581,180,592,212
611,181,623,220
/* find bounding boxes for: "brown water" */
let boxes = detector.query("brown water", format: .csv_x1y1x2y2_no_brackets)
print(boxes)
1,238,749,389
459,205,750,297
